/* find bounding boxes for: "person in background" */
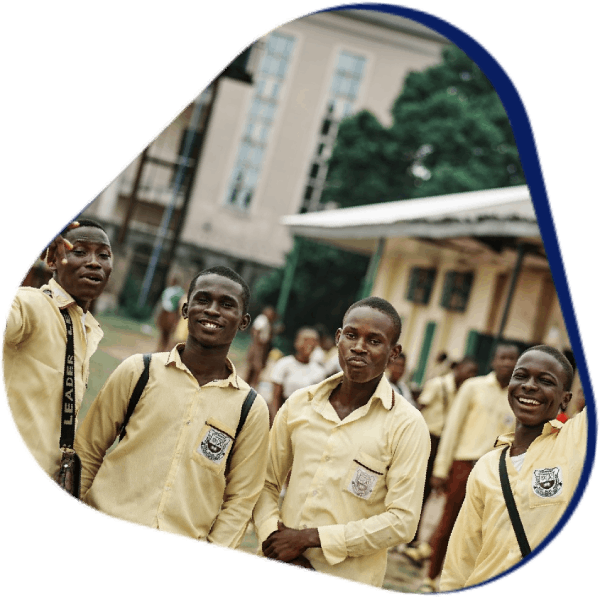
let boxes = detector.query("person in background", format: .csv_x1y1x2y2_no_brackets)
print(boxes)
269,327,325,424
310,323,341,380
155,275,185,352
386,353,418,409
246,305,278,388
418,344,519,592
403,356,479,565
426,351,452,382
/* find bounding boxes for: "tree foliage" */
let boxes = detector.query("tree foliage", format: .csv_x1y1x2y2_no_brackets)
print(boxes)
254,45,525,348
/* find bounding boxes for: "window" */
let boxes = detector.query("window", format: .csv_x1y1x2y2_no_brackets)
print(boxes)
225,32,295,211
299,50,366,213
440,271,475,312
406,267,437,305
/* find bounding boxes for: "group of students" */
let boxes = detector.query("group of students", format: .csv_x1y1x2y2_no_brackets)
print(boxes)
3,218,588,592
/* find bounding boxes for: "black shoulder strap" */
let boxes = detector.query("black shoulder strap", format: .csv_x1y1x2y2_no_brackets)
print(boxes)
225,388,258,473
58,308,76,450
119,353,152,442
499,446,531,558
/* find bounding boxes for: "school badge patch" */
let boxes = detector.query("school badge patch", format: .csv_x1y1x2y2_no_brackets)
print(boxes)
348,466,378,500
198,428,232,464
532,466,563,498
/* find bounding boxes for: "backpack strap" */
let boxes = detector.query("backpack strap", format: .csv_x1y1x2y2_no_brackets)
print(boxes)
225,388,258,473
499,445,531,558
119,353,152,442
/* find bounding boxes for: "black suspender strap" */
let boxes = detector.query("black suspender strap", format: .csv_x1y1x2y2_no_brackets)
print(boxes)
58,308,76,450
499,446,531,558
226,388,258,473
119,353,152,442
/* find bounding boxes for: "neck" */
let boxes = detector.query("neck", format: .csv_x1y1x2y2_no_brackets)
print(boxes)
180,337,231,383
495,373,510,389
336,374,382,409
511,421,546,456
295,353,309,364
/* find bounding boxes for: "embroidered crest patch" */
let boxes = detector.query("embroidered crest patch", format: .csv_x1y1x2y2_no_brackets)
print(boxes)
348,466,378,500
532,466,563,498
198,428,232,464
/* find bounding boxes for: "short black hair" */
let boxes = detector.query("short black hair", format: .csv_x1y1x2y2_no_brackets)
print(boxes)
520,345,574,391
187,265,250,312
60,218,107,238
494,343,520,358
458,355,479,368
343,296,402,344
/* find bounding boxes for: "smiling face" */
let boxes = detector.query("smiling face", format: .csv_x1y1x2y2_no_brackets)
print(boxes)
508,350,572,428
336,306,401,385
182,273,250,349
48,226,113,311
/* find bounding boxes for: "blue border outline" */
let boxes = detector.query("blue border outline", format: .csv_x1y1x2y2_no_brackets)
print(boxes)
319,2,597,591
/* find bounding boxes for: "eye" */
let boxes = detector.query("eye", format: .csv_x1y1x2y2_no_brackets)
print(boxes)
100,252,112,259
72,249,86,256
370,339,382,345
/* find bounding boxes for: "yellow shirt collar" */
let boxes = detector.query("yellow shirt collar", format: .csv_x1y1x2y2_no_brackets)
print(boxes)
495,418,563,447
308,372,396,411
165,343,241,389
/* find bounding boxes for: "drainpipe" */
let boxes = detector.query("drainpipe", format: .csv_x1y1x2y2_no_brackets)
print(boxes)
357,237,385,299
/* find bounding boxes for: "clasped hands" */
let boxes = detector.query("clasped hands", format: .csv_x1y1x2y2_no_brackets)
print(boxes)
262,521,319,569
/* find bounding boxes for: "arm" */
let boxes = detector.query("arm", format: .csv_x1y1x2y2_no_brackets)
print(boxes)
252,401,294,547
206,395,270,548
269,383,284,425
439,466,484,591
431,380,474,480
74,356,142,498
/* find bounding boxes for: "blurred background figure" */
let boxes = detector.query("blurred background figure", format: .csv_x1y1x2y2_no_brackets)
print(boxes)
245,305,278,388
269,327,325,424
310,323,341,379
387,353,418,409
403,356,479,566
426,351,452,382
155,275,185,352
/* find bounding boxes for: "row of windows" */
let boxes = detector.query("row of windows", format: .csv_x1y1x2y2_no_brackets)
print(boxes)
406,267,475,313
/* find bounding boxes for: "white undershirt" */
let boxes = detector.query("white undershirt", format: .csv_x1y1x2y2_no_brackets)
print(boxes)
510,451,526,472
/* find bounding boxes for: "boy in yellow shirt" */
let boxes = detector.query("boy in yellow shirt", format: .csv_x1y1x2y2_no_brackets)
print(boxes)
440,345,586,590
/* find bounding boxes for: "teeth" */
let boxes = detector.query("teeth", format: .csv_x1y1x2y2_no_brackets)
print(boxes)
204,322,219,329
518,398,540,405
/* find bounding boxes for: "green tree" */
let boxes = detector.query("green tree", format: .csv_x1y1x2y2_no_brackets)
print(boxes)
255,45,524,348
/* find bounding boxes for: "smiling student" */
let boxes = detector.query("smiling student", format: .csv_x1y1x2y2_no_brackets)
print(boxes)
4,219,113,478
74,266,269,546
440,345,587,590
252,297,430,587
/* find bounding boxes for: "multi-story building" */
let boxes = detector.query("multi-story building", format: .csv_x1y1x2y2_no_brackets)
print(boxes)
82,8,448,311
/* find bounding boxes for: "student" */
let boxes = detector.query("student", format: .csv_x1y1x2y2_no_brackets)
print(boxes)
4,219,113,478
74,266,270,546
403,356,479,564
420,344,519,591
246,305,278,388
440,345,585,590
252,297,430,587
155,275,185,352
386,352,418,409
269,327,325,423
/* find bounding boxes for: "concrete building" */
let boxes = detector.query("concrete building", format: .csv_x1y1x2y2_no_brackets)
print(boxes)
82,8,449,311
281,185,579,397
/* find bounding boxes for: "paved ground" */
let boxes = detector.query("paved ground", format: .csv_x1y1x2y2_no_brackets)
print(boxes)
82,312,446,593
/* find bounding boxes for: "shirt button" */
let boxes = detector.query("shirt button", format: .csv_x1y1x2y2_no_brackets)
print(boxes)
325,456,330,462
312,490,318,497
302,524,308,529
186,420,191,425
166,486,171,491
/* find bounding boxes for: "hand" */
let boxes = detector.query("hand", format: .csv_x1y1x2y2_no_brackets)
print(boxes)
288,555,315,570
430,476,447,493
262,521,319,562
45,221,80,266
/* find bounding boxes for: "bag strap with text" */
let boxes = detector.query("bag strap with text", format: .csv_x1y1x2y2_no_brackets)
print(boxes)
58,308,76,450
499,445,531,558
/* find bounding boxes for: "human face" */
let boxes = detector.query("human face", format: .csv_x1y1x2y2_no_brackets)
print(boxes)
336,306,401,384
387,357,406,384
454,361,479,387
182,274,250,348
49,226,112,311
491,345,520,387
508,350,572,428
294,330,318,362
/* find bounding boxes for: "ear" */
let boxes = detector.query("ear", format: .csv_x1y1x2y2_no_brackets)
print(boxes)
239,313,251,332
387,343,402,365
561,391,573,412
181,302,189,319
335,328,342,345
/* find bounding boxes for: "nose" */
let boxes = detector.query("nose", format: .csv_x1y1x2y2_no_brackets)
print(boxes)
522,375,537,391
86,252,101,268
205,300,220,316
351,337,367,353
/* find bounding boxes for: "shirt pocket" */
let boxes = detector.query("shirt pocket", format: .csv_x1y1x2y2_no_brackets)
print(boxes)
342,450,389,503
192,417,236,476
527,462,568,509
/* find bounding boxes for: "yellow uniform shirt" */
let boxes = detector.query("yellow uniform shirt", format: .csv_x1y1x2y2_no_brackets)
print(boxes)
419,372,457,437
433,372,515,479
75,347,270,547
253,372,430,587
440,409,588,590
4,278,103,476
